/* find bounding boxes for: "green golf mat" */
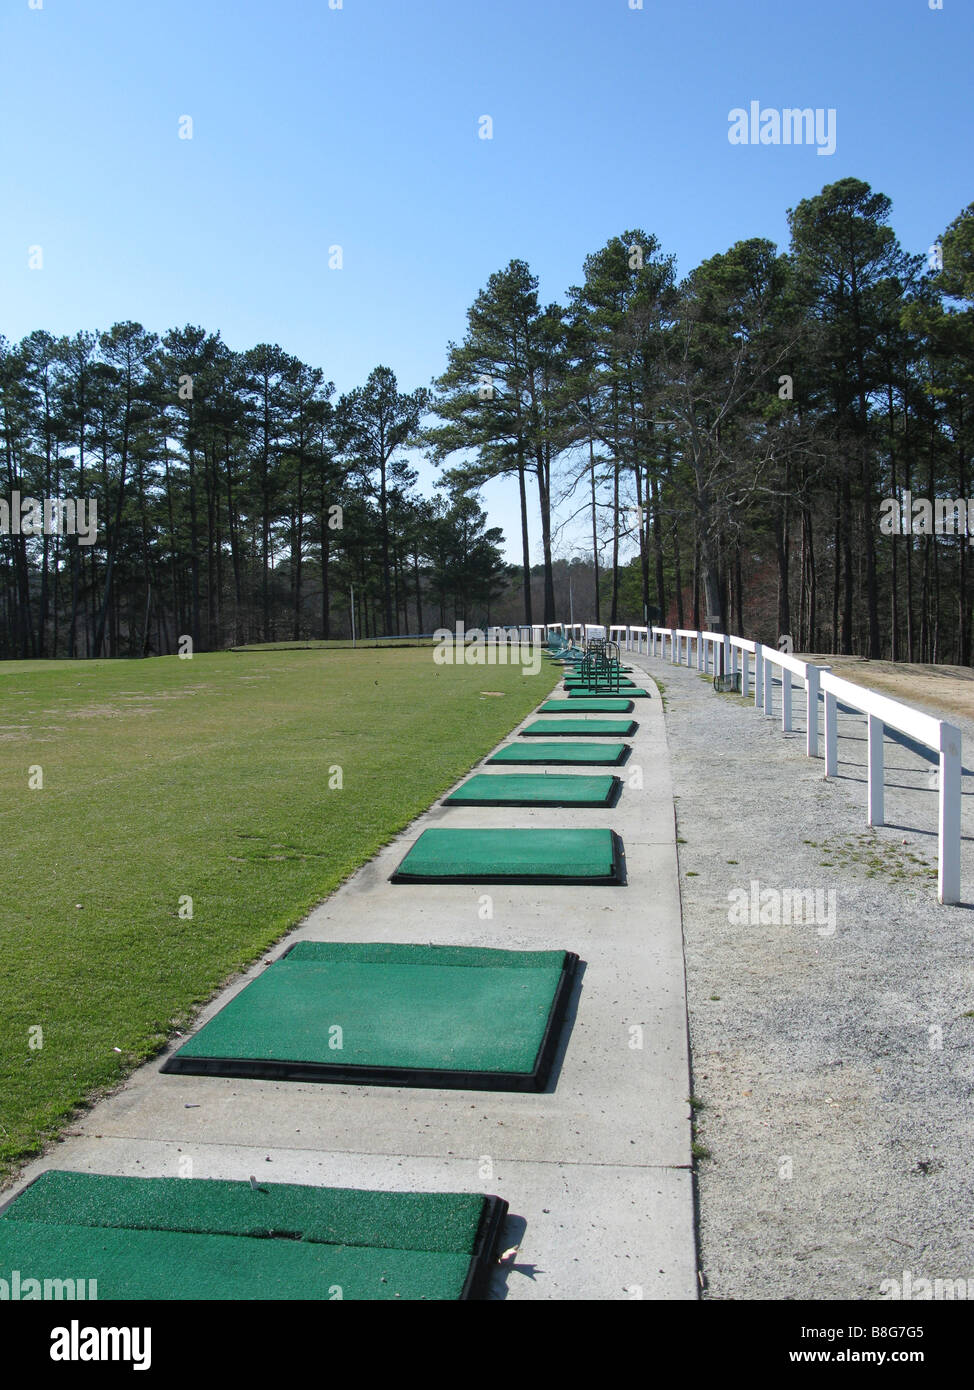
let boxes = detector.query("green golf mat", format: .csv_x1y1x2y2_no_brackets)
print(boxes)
392,827,622,885
444,772,618,807
521,718,636,737
566,687,650,698
162,942,579,1090
540,698,634,713
0,1170,507,1300
487,741,629,766
565,679,639,690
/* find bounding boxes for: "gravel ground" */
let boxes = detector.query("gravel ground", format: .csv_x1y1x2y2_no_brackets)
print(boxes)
629,650,974,1302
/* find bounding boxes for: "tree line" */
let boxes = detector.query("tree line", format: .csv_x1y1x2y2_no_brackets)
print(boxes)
430,178,974,664
2,176,972,662
0,338,507,657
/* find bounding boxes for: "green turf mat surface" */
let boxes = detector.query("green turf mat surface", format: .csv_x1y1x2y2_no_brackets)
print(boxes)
565,679,638,689
162,942,578,1089
0,1171,505,1300
444,773,617,806
392,827,621,884
539,698,634,713
487,741,629,765
521,718,636,737
567,687,649,698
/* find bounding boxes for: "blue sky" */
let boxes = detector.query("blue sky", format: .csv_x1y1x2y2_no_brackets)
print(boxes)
1,0,971,561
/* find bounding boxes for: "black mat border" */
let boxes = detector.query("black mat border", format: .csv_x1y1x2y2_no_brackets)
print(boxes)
160,952,582,1091
461,1195,509,1299
442,775,621,809
389,834,625,886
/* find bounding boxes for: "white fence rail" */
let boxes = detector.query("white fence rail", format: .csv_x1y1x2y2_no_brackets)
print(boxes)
648,627,962,905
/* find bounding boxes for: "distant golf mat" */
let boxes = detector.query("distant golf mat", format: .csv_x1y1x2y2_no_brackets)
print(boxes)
0,1170,507,1300
487,741,629,766
539,698,634,713
564,679,640,690
521,718,636,737
162,942,580,1090
392,827,622,884
566,687,650,699
444,772,619,807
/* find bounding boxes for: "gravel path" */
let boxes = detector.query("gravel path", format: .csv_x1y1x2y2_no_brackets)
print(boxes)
629,650,974,1301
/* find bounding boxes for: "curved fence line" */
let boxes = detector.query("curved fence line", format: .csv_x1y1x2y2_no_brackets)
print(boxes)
646,625,962,906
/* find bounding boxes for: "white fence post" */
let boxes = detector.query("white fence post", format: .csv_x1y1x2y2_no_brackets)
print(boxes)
782,669,793,732
867,715,885,827
824,692,838,776
754,643,763,709
938,722,962,905
764,657,773,715
741,648,750,699
805,666,820,758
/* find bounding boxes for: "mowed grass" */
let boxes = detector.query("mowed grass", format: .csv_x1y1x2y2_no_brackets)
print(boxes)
0,647,558,1176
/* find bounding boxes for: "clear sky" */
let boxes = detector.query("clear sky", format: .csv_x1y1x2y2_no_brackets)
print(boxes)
1,0,971,561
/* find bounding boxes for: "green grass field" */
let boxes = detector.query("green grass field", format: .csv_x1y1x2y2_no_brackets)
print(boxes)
0,647,557,1177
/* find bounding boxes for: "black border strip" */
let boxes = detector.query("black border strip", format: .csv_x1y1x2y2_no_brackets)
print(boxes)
460,1195,509,1300
160,953,582,1092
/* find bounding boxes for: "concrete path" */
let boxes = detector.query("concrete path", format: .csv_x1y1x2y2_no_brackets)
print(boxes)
5,655,696,1301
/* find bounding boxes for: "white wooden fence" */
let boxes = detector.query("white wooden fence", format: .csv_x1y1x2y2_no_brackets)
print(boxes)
646,626,962,905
